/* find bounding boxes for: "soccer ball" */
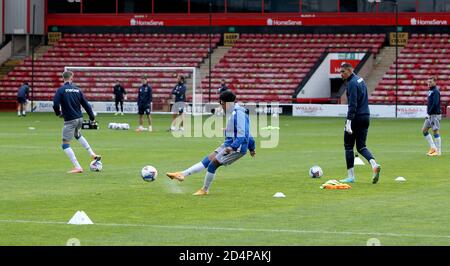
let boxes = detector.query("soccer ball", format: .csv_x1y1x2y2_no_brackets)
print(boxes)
309,165,323,178
89,160,103,172
141,165,158,182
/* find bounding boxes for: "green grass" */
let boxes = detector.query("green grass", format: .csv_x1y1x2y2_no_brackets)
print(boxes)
0,112,449,246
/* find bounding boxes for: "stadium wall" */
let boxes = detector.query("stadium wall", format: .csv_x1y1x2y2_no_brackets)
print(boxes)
46,13,450,27
49,25,450,35
46,12,450,34
4,0,44,35
0,0,3,42
5,0,27,34
292,104,428,118
297,53,367,99
27,100,430,119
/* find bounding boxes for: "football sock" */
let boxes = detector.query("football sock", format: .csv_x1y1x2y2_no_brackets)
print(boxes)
424,132,437,149
369,159,378,169
347,167,355,179
62,144,81,169
203,163,219,192
182,162,206,177
434,134,441,152
76,136,95,157
203,172,215,192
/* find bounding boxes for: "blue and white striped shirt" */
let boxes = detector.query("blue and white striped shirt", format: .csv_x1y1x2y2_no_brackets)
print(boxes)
224,104,255,154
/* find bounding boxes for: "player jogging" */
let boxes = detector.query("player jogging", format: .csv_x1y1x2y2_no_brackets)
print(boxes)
166,90,256,195
52,71,101,173
422,76,442,156
339,63,381,184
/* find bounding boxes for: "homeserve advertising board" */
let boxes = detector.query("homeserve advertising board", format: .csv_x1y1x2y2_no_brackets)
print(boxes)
293,104,428,118
29,101,140,114
30,101,428,118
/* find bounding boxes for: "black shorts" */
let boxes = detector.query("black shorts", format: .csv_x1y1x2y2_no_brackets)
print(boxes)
17,97,26,104
138,105,151,115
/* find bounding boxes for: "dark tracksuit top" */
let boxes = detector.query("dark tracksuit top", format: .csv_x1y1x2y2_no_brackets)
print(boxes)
137,84,152,107
53,82,95,122
346,73,370,120
427,86,441,115
113,84,127,100
172,83,186,103
344,73,375,167
218,84,229,94
17,85,29,99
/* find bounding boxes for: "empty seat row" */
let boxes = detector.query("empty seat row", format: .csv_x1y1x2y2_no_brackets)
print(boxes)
371,34,450,105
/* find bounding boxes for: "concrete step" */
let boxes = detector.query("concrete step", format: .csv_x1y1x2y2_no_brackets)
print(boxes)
0,58,24,79
199,48,230,78
34,45,52,57
366,46,403,94
4,59,22,66
185,46,232,98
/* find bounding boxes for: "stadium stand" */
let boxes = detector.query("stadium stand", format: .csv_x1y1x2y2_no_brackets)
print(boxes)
201,33,385,103
6,33,447,108
369,33,450,107
0,33,221,109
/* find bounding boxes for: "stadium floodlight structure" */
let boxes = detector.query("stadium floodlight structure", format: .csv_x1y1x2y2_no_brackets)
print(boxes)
30,5,36,112
208,1,213,103
394,0,399,118
64,66,200,115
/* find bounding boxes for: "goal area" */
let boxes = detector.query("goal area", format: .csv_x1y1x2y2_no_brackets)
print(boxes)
64,66,202,114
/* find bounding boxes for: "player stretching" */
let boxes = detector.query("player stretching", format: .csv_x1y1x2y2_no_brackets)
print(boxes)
339,63,381,184
166,90,256,195
52,71,101,173
422,76,442,156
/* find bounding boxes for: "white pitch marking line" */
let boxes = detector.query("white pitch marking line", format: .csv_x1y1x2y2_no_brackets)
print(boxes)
0,219,449,239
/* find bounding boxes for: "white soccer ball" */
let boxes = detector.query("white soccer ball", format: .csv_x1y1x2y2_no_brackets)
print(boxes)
89,160,103,172
309,165,323,178
141,165,158,182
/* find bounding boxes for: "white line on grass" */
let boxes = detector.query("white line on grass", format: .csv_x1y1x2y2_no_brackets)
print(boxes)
0,219,449,239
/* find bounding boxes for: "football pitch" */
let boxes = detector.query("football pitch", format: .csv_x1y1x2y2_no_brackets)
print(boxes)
0,112,449,246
